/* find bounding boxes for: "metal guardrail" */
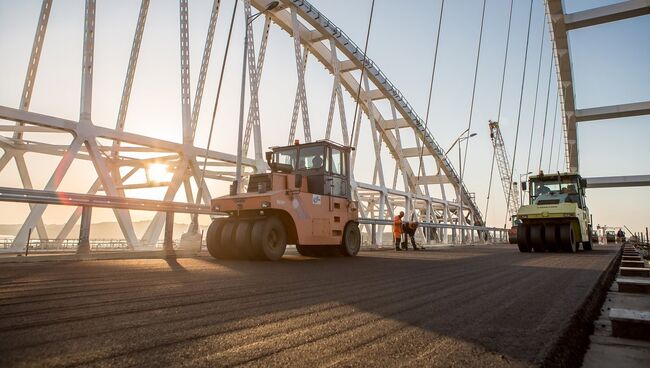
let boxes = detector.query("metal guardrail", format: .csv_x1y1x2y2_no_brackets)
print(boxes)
0,187,213,214
0,187,211,253
357,217,507,245
358,218,506,233
1,238,130,250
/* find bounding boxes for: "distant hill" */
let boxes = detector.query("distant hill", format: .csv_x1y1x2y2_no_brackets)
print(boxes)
0,221,206,240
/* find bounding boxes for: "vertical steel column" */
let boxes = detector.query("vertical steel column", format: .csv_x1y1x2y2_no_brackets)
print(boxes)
426,200,432,243
288,48,309,144
442,203,449,243
164,211,175,257
289,7,311,142
190,0,221,139
179,0,192,144
17,0,52,118
10,0,53,241
80,0,96,123
243,15,272,161
325,38,349,145
113,0,149,144
243,1,265,168
77,206,92,254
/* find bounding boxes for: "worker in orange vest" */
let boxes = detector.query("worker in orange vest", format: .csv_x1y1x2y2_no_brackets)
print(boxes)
393,211,405,251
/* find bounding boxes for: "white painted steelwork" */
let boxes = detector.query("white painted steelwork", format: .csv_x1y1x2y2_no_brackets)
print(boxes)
545,0,650,174
0,0,493,250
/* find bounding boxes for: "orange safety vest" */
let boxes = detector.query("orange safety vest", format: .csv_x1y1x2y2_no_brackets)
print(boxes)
393,215,403,237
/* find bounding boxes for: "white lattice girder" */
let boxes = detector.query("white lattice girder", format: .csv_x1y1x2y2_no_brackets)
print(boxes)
0,106,256,167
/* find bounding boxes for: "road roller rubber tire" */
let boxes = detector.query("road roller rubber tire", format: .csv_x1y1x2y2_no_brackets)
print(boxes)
340,222,361,256
544,224,559,252
219,221,238,259
206,218,228,259
235,220,255,260
560,223,575,253
517,224,531,253
251,217,286,261
530,224,545,253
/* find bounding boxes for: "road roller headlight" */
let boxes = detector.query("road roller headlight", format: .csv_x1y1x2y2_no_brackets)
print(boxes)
261,201,271,208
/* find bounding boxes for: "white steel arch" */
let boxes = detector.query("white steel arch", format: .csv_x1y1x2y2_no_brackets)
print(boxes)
253,0,484,230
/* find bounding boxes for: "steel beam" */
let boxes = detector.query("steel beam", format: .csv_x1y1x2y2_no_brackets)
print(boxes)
585,175,650,188
575,101,650,122
564,0,650,30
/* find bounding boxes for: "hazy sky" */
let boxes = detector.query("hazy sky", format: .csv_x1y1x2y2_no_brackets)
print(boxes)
0,0,648,233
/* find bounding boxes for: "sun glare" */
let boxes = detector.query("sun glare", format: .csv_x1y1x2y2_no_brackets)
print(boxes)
147,163,171,183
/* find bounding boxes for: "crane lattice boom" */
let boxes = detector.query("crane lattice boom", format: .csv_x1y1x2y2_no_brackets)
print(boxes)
488,120,520,217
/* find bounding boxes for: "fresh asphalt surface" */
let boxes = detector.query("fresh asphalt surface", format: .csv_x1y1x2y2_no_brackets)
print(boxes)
0,244,619,367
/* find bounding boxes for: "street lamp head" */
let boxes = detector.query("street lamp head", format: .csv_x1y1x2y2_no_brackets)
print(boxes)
265,1,280,11
469,133,477,138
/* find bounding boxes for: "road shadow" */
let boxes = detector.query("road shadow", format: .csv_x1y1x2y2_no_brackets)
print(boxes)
0,244,619,367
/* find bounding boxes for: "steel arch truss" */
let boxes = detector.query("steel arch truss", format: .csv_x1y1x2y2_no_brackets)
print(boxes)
257,0,484,232
1,0,488,250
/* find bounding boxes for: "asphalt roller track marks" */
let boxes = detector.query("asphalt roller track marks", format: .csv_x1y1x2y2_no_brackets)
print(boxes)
0,244,619,367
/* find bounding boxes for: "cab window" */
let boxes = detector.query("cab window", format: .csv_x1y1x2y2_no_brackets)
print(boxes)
298,146,324,170
273,149,296,170
330,147,344,176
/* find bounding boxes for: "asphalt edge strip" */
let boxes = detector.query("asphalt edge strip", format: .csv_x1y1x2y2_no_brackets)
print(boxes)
541,246,622,367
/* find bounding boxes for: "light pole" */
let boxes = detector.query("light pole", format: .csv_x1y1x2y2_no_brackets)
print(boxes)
446,130,477,243
235,1,279,194
519,171,532,206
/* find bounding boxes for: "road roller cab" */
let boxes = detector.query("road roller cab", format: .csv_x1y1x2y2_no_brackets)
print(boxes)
207,140,361,261
515,172,592,253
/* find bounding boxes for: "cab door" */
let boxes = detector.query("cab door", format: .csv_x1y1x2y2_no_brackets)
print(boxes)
327,146,350,199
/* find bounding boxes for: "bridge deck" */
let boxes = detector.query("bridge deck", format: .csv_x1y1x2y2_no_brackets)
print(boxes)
0,244,618,367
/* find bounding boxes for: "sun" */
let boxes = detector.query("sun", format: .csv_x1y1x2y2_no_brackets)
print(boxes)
147,163,171,183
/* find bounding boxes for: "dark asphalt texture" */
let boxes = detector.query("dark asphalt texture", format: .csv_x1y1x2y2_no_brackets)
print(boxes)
0,244,618,367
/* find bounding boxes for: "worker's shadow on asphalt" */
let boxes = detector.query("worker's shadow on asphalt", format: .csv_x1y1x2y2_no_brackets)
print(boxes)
164,256,189,273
